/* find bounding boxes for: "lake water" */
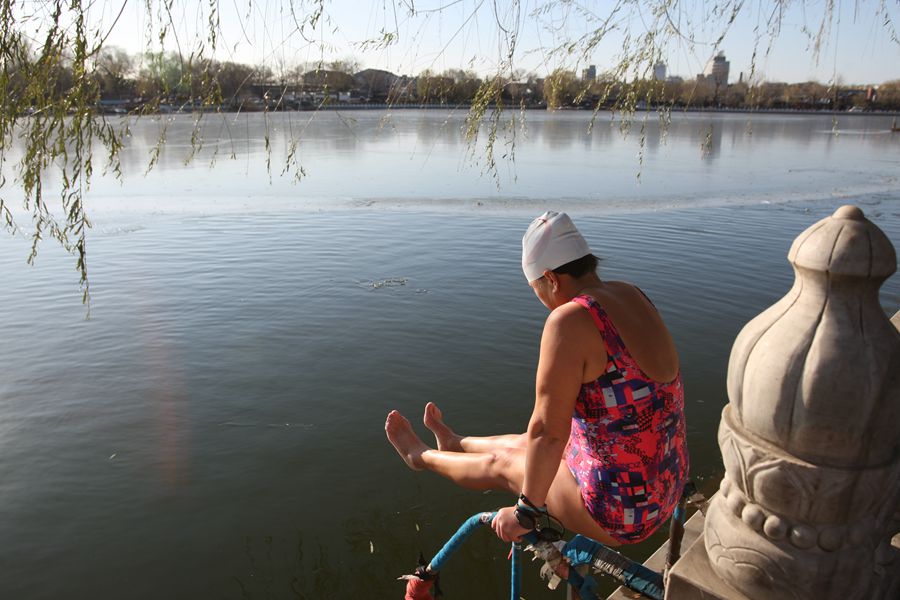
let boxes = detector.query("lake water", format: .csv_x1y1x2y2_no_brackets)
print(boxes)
0,110,898,599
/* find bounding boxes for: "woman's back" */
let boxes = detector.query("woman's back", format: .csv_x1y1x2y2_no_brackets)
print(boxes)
565,291,688,543
579,281,679,384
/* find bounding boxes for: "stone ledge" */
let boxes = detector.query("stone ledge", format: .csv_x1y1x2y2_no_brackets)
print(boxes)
606,509,755,600
606,509,706,600
663,512,752,600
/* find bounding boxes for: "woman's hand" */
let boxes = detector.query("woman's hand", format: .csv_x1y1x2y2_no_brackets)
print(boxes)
491,506,530,543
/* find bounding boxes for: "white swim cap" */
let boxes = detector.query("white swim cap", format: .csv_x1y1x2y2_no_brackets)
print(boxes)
521,211,592,282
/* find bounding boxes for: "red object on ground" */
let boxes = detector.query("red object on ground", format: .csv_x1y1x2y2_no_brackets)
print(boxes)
404,576,434,600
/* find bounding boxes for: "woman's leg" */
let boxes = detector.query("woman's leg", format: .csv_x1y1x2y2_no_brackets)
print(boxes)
387,410,524,491
423,402,527,453
544,460,622,546
386,409,620,546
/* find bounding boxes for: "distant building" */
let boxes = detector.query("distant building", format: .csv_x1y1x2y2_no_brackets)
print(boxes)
354,68,398,101
653,62,667,81
582,65,597,81
302,69,356,92
702,51,730,86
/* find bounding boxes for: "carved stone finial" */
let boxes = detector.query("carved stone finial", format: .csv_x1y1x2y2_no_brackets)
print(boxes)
833,204,864,220
705,205,900,599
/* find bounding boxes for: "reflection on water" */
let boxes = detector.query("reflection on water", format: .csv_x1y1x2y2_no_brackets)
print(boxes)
234,533,343,599
5,110,897,220
0,110,897,600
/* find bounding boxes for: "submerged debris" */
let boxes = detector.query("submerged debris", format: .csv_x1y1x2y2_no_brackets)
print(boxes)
360,277,408,290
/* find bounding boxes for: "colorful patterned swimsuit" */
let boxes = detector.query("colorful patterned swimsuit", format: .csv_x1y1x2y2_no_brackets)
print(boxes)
566,294,689,543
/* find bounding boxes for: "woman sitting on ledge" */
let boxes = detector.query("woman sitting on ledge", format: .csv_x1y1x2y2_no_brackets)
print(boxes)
386,211,689,545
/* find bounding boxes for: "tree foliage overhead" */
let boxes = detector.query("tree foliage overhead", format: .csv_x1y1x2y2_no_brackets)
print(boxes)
1,0,897,306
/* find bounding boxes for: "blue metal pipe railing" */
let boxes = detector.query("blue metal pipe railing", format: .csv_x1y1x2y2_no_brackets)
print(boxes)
510,541,521,600
419,511,665,600
426,511,495,573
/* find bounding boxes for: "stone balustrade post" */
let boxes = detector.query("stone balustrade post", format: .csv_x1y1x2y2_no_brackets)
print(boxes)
703,205,900,599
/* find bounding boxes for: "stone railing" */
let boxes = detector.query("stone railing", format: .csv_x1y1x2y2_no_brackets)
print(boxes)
664,205,900,600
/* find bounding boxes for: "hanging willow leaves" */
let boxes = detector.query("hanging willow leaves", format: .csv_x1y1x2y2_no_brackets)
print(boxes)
0,1,895,306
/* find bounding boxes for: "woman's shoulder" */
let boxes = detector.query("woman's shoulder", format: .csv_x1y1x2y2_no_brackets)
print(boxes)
542,295,609,374
548,299,593,325
545,299,602,341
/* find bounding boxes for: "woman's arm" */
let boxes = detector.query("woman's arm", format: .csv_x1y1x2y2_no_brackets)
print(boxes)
492,303,601,541
521,303,592,504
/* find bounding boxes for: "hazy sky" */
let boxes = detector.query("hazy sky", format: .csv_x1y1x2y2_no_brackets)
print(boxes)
77,1,900,84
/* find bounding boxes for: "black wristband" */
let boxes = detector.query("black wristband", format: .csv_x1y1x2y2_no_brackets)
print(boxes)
514,495,566,542
517,493,548,514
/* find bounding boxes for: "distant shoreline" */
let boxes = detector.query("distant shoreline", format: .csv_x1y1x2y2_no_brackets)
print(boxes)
325,104,900,117
122,102,900,118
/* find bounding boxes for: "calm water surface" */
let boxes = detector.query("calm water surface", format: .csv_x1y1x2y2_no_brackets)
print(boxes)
1,110,898,599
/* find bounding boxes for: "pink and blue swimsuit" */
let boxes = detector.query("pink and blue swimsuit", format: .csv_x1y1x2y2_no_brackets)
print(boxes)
566,294,689,543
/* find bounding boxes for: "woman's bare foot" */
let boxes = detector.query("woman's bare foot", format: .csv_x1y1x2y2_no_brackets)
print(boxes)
385,410,429,470
423,402,463,452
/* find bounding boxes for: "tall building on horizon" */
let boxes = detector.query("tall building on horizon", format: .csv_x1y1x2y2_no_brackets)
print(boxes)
702,51,730,86
582,64,597,81
652,62,667,81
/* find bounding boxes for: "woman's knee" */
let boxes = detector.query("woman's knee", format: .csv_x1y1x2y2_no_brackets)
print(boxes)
485,448,511,473
485,448,524,488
